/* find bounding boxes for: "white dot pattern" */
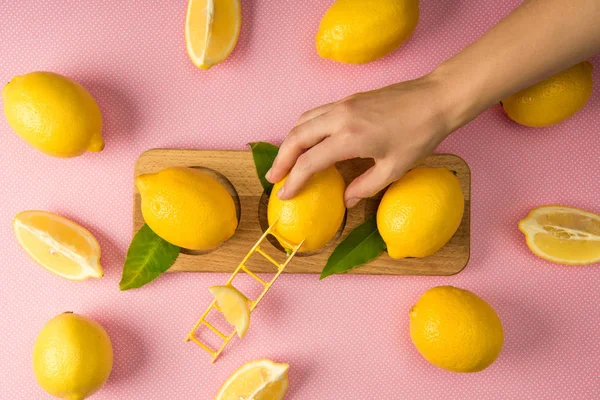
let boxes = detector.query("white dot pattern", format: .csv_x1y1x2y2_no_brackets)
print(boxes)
1,1,599,399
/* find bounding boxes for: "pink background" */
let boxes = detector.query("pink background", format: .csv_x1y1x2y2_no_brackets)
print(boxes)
1,1,599,398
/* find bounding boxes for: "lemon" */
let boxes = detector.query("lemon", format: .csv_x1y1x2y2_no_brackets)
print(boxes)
377,168,464,259
519,205,600,265
216,359,289,400
268,166,346,252
13,210,103,281
316,0,419,64
185,0,241,69
136,167,238,251
210,285,251,338
502,62,593,127
410,286,504,373
2,72,103,157
33,313,113,399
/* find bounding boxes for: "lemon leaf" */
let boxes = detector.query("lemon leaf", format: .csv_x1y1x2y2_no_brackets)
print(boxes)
321,215,386,279
119,224,180,290
249,142,279,194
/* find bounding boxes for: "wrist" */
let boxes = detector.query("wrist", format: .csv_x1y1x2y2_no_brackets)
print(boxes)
427,61,495,132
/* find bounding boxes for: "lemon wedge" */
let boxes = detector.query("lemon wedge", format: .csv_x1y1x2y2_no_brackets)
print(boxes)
185,0,241,69
519,205,600,265
210,285,250,338
13,211,103,280
216,359,289,400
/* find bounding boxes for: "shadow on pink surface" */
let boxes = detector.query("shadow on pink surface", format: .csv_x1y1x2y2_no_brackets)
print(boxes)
91,314,148,388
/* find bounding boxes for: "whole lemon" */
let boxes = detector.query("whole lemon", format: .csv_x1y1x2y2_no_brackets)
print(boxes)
377,168,463,259
502,61,593,127
316,0,419,64
410,286,504,372
136,167,238,250
268,166,346,252
2,72,103,157
33,312,113,399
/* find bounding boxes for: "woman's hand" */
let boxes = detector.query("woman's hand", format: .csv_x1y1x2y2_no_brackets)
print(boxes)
266,73,465,208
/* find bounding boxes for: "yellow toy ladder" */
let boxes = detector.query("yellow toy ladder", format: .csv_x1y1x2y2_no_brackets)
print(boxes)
185,221,303,363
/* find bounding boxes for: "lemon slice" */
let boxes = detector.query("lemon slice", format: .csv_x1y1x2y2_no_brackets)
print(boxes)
216,359,289,400
185,0,241,69
210,285,250,338
13,211,103,280
519,205,600,265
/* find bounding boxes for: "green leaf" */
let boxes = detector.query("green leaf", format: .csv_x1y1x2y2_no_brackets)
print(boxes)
249,142,279,195
320,215,387,279
119,224,180,290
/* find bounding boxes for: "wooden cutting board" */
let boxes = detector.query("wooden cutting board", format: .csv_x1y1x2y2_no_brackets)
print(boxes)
133,149,471,275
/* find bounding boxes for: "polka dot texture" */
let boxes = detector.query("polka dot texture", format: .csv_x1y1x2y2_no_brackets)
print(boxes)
1,1,599,398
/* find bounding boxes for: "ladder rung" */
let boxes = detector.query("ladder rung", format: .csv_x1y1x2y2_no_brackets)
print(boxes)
256,247,283,269
202,320,228,340
241,265,267,285
270,232,297,250
187,335,216,355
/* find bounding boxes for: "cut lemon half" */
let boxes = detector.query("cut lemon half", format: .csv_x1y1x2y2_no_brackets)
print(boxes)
210,285,250,338
216,359,289,400
519,205,600,265
13,211,103,280
185,0,241,69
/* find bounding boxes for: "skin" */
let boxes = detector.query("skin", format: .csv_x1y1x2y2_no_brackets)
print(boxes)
266,0,600,208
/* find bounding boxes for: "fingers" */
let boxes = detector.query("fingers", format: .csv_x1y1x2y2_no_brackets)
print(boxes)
278,136,355,200
296,102,336,125
267,112,338,184
344,162,402,208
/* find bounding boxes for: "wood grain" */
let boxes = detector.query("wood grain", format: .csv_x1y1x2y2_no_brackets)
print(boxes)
133,149,471,275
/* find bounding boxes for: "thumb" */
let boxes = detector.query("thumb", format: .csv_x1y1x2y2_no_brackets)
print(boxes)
344,162,402,208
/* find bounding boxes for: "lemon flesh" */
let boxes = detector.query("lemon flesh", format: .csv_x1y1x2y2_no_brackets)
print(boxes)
316,0,419,64
185,0,241,69
519,205,600,265
216,359,289,400
13,210,103,281
210,285,251,338
33,313,113,400
502,62,593,127
136,167,238,251
377,168,464,259
268,166,346,252
410,286,504,372
2,72,103,157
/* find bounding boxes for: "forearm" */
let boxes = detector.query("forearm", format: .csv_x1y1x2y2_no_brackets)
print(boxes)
431,0,600,130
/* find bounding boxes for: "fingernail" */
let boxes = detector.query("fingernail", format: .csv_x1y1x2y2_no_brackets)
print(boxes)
265,168,273,182
346,198,360,208
277,186,285,199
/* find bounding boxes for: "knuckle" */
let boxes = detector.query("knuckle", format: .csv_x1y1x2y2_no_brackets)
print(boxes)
296,153,312,170
283,130,301,149
337,130,357,148
335,100,355,115
380,161,399,182
298,110,313,122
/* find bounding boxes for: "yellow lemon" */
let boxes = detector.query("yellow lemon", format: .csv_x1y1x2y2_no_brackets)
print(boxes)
519,205,600,265
185,0,241,69
13,211,103,281
216,359,289,400
377,168,464,259
316,0,419,64
210,285,251,338
410,286,504,373
136,167,238,251
2,72,103,157
33,313,113,399
502,62,593,127
268,166,346,252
